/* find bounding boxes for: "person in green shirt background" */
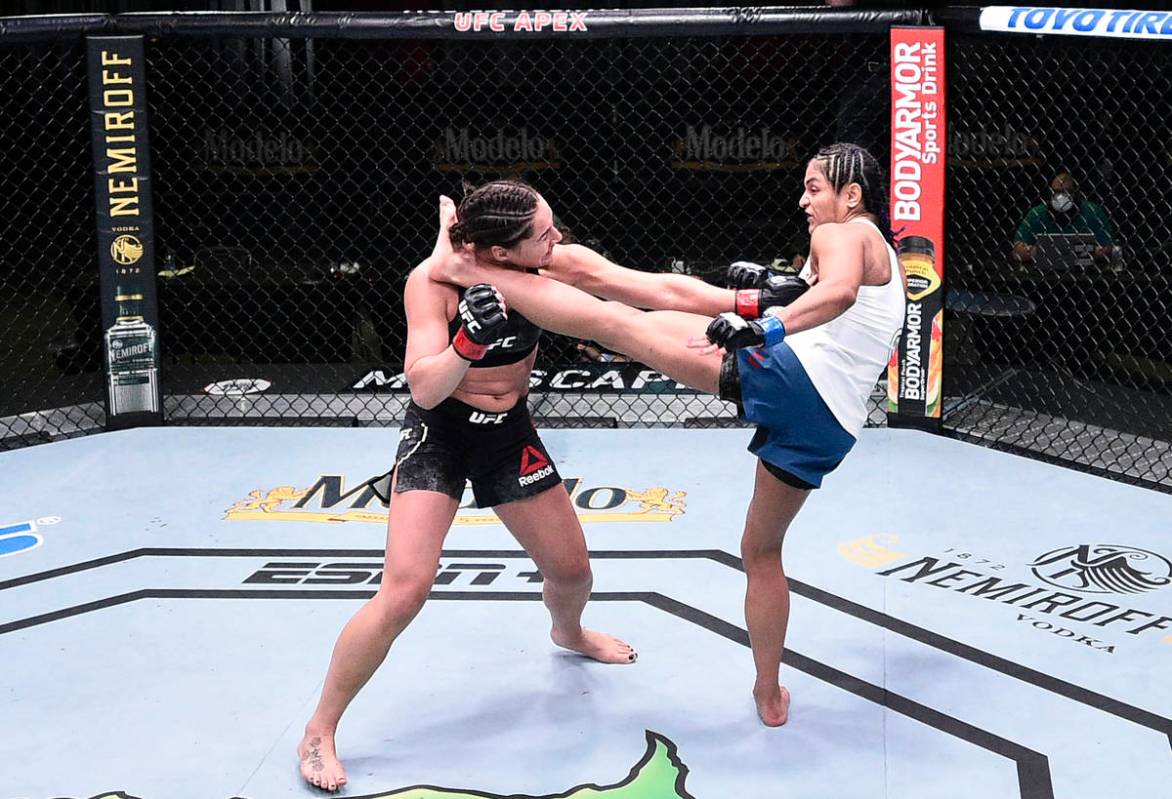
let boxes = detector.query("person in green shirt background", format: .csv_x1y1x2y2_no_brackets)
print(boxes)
1012,170,1117,265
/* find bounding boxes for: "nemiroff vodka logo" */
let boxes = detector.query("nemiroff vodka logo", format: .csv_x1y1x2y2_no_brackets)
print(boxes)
433,127,560,172
109,339,152,362
838,534,1172,655
1029,544,1172,595
672,125,800,171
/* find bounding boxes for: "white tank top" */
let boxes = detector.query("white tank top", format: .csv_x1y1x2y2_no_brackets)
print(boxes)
785,217,906,437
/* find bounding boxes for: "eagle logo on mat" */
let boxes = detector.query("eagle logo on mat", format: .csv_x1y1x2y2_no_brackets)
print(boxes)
1029,544,1172,595
70,731,693,799
227,486,310,514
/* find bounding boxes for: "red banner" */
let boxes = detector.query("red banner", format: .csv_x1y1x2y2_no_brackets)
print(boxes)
887,26,946,428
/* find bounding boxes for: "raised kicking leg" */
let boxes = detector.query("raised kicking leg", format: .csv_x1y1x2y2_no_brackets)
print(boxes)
434,195,725,394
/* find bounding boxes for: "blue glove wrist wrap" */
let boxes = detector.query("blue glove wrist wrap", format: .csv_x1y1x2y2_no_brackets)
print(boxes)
759,315,786,347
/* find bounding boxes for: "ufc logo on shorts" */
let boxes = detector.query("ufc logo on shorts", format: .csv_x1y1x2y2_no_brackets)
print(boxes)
468,411,507,425
486,336,517,351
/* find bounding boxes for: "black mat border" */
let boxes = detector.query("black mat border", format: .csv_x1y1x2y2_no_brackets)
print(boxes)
2,584,1050,799
1,547,1168,750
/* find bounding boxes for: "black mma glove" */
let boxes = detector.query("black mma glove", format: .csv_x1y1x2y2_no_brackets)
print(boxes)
735,274,810,318
705,311,787,353
727,261,773,289
453,283,508,361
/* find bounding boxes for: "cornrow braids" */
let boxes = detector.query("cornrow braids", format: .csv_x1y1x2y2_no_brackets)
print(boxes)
813,143,896,247
450,179,540,249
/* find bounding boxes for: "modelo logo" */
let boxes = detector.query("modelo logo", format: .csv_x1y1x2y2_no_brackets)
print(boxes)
434,128,559,168
673,125,799,169
949,125,1040,165
203,129,316,168
1029,544,1172,595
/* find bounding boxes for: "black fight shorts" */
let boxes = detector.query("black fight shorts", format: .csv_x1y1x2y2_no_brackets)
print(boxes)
375,397,562,509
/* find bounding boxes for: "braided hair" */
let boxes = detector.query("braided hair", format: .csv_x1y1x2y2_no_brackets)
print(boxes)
812,143,896,246
449,179,540,250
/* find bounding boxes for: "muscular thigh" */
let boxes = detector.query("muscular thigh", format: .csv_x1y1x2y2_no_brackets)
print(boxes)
598,310,723,395
381,469,459,590
494,483,588,578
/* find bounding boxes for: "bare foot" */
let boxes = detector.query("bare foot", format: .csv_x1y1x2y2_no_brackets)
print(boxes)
754,684,790,727
551,627,638,664
298,731,348,792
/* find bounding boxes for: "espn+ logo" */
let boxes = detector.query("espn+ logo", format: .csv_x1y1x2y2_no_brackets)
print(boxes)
0,517,61,558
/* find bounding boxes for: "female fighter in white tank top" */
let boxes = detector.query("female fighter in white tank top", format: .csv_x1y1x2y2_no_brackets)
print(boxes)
786,216,906,437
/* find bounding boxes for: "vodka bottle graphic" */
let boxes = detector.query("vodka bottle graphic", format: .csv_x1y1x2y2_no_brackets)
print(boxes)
105,287,160,414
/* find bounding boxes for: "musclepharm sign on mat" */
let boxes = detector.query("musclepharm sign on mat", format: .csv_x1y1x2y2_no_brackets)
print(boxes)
980,7,1172,40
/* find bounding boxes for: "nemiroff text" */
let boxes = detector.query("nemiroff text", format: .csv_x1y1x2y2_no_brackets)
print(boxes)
99,51,141,218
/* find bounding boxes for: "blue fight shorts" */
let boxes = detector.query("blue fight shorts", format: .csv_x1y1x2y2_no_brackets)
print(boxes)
719,342,856,489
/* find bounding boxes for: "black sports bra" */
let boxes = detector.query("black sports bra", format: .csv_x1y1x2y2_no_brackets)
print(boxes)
447,282,541,368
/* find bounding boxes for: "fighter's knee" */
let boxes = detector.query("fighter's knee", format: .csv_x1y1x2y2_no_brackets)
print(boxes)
543,558,593,591
376,573,433,618
740,540,783,573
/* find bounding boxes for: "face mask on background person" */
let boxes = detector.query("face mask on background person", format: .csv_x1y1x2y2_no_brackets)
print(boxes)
1049,191,1076,214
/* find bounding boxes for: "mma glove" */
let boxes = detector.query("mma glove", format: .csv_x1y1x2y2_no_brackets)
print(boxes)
728,261,809,319
735,274,810,319
453,283,508,361
705,311,786,353
727,261,773,289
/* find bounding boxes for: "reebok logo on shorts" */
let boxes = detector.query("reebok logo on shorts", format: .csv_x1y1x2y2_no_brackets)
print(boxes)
518,445,554,486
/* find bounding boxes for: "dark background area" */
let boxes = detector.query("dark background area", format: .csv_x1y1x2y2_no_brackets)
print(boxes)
1,7,1169,487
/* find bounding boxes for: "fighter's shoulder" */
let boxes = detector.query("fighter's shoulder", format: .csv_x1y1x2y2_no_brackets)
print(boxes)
810,221,869,247
406,258,458,300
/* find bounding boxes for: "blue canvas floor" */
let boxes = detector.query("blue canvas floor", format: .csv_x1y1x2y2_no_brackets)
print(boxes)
2,427,1171,799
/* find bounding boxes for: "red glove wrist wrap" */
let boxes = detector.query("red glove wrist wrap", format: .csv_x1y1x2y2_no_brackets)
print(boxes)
453,328,488,361
735,290,761,319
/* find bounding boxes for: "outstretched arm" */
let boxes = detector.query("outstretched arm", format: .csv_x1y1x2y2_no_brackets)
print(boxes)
431,195,732,313
433,251,613,344
430,196,803,319
543,244,736,315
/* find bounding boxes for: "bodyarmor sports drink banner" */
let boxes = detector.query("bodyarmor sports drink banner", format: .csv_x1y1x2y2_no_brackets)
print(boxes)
887,26,946,430
87,36,163,429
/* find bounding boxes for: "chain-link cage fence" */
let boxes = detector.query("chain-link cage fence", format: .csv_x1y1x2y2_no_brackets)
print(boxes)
139,23,893,429
944,31,1172,490
3,9,1170,492
0,39,102,448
